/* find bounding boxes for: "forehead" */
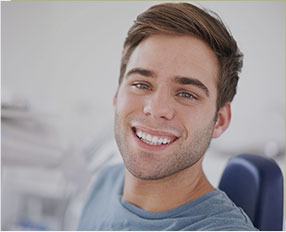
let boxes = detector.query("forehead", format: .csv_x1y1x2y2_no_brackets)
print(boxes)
125,34,219,93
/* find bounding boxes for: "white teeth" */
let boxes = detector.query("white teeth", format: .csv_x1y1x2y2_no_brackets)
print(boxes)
138,130,143,138
152,136,158,144
135,129,172,146
146,134,152,142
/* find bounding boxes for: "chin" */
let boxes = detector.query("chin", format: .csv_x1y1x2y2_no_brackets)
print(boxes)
123,154,192,181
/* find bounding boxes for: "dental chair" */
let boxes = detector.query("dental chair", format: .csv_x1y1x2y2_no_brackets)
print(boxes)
218,154,284,231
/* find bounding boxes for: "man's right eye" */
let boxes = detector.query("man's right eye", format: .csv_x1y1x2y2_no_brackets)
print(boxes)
131,82,150,90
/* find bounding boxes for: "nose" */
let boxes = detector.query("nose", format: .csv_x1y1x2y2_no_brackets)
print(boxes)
143,88,175,120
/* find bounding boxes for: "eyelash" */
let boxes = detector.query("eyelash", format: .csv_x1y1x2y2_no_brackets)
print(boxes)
131,82,151,90
177,91,198,100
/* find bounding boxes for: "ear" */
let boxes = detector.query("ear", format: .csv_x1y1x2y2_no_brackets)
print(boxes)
212,103,232,138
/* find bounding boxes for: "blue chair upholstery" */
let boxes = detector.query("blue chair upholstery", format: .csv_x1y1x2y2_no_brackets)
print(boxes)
218,154,284,231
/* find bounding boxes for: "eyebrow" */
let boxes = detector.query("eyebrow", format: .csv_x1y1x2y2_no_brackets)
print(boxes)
126,68,156,78
174,76,209,97
125,67,209,97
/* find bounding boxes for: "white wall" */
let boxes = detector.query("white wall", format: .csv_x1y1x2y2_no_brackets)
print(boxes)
2,1,285,230
2,1,285,151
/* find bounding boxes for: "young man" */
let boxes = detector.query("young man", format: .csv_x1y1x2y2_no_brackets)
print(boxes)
79,2,257,230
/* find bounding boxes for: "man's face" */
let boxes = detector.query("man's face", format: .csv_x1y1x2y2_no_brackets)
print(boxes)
114,34,223,180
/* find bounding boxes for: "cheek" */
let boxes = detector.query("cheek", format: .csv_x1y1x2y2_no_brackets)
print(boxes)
116,88,142,114
176,105,215,133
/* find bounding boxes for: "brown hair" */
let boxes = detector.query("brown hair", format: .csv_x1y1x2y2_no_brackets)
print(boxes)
119,2,243,109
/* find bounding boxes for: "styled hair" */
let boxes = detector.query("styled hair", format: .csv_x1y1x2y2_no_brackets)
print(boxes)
118,2,243,109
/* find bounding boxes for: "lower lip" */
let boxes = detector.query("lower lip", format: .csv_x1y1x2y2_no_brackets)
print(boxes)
132,129,176,152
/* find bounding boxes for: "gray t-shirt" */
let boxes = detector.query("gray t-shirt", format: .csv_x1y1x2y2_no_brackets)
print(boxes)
78,164,257,231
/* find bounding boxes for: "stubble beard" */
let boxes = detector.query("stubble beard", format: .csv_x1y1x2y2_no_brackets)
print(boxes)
114,112,215,181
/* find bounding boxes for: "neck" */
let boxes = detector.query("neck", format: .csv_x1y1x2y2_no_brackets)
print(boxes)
122,158,214,212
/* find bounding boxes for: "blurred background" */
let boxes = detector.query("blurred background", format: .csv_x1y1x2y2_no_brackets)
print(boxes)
1,1,285,230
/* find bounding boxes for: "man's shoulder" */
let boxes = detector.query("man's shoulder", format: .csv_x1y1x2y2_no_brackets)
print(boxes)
78,162,125,230
92,162,125,189
185,190,258,230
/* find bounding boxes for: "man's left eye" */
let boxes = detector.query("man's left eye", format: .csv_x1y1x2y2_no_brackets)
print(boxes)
177,92,197,100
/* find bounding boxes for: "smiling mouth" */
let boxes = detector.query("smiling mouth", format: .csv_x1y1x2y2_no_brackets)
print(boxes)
132,127,178,146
